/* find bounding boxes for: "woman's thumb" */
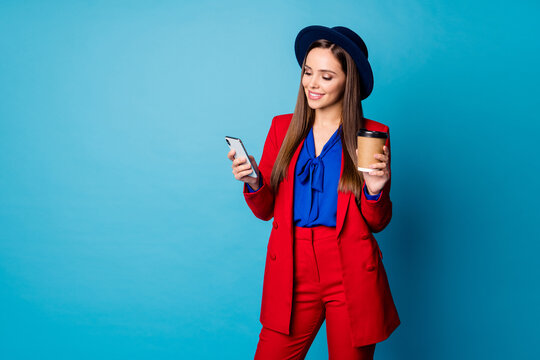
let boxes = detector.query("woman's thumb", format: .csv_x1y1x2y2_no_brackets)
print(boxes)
249,155,258,168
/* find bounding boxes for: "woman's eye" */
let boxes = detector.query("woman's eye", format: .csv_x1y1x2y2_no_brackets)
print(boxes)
303,71,331,80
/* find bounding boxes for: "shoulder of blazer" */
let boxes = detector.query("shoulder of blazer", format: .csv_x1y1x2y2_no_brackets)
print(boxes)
364,117,390,132
272,113,293,133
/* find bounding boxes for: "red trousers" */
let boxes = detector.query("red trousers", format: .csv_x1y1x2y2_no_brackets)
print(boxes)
254,225,376,360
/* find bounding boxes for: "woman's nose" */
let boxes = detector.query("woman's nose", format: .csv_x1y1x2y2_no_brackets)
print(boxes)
308,75,319,89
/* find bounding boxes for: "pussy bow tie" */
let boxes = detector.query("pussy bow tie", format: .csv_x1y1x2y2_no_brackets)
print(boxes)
298,126,341,193
298,156,324,192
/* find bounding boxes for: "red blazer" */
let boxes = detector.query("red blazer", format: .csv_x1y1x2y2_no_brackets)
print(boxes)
243,113,400,347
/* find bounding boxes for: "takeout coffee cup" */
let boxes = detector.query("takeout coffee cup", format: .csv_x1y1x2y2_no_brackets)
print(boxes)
357,129,388,172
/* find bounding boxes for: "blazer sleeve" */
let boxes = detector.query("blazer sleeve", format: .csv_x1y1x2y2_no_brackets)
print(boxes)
358,125,392,233
242,116,280,221
246,174,263,193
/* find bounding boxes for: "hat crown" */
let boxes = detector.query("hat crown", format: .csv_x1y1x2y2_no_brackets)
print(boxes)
331,26,368,59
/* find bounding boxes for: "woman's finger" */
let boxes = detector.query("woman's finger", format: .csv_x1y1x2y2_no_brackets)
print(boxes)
237,163,252,172
233,161,252,173
368,169,386,176
232,156,247,167
374,153,388,163
370,162,387,169
248,156,258,170
238,170,253,177
236,169,255,179
233,157,246,166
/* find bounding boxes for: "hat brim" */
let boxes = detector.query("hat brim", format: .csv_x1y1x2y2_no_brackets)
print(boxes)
294,25,373,100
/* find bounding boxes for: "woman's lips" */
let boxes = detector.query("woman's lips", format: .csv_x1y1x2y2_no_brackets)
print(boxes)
308,91,324,100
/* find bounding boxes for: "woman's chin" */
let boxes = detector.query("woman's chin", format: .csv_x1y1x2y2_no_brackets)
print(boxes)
307,100,325,110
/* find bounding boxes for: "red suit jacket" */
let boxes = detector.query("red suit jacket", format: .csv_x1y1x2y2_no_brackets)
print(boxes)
243,113,400,347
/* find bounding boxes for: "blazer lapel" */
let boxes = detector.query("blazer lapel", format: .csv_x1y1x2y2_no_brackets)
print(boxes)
283,137,351,237
282,138,305,232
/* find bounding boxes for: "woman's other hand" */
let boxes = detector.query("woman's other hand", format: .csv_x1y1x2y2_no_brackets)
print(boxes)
227,148,261,190
356,145,390,195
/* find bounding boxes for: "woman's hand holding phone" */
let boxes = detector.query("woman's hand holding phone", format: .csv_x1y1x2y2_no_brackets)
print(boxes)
227,148,261,191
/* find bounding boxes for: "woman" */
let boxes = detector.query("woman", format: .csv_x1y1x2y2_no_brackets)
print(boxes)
227,25,400,359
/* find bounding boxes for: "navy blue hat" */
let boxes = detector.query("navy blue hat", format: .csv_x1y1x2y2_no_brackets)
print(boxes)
294,25,374,100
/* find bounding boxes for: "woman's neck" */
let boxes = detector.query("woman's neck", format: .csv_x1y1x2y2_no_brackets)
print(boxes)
313,102,343,128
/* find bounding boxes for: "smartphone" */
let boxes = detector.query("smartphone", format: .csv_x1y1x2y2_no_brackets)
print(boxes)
225,136,258,179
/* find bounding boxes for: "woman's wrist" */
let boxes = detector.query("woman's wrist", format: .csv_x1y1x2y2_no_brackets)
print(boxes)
248,182,260,191
247,173,262,191
365,185,381,196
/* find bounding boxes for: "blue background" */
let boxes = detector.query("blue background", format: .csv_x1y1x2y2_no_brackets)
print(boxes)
1,0,539,359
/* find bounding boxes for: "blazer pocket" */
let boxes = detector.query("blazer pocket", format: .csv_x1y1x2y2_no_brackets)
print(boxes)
365,242,382,272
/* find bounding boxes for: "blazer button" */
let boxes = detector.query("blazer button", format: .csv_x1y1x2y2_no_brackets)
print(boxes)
366,264,376,271
273,221,278,229
361,234,370,240
270,253,276,260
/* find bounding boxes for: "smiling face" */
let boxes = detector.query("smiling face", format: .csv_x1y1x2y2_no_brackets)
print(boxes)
302,47,346,112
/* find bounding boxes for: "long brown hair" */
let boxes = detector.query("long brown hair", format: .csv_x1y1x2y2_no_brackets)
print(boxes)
270,39,366,199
